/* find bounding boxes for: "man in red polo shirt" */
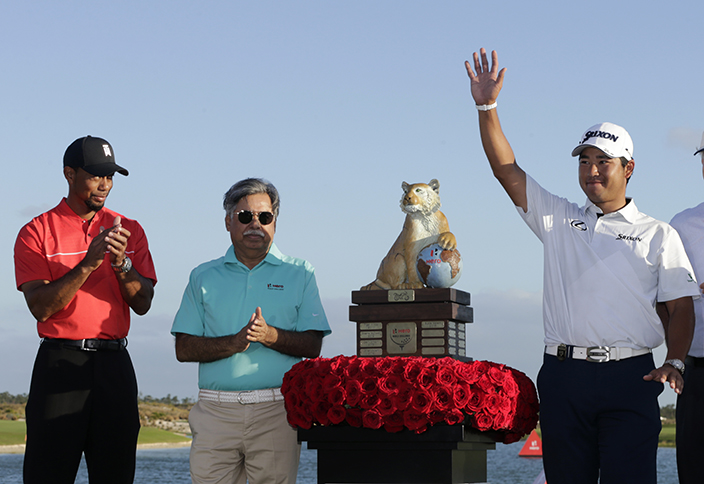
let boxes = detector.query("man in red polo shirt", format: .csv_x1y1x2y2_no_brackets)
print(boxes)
14,135,157,484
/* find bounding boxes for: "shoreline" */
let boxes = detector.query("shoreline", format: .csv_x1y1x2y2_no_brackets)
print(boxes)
0,441,191,455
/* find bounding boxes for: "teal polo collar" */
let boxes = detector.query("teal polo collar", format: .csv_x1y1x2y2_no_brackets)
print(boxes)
224,243,284,269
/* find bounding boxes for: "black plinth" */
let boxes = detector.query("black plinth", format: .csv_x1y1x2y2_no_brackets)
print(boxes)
298,424,496,484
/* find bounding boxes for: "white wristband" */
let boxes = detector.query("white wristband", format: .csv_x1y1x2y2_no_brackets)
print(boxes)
475,102,497,111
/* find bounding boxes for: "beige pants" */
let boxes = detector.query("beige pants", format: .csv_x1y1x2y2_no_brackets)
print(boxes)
188,398,300,484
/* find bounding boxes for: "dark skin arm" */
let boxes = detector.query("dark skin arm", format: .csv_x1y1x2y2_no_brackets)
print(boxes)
175,306,323,362
21,217,154,321
644,296,695,393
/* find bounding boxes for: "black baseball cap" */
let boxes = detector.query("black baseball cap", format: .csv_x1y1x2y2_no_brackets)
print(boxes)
63,136,129,176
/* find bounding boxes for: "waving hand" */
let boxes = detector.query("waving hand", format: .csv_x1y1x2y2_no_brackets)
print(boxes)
465,48,506,106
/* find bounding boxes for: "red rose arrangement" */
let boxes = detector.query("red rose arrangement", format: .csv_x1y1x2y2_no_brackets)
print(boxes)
282,356,539,444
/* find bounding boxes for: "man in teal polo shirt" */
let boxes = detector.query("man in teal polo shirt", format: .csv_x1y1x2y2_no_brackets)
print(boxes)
171,178,331,484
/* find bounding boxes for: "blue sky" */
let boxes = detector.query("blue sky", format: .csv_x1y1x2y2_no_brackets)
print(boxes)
1,1,702,407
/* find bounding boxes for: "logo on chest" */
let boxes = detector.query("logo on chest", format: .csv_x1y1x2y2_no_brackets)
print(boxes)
267,283,284,291
570,219,587,231
616,233,643,243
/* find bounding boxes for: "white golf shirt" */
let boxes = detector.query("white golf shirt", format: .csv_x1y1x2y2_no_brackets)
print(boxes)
519,175,699,350
670,202,704,358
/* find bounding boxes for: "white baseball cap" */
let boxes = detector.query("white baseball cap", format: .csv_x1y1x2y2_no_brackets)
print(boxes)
571,122,634,160
694,131,704,157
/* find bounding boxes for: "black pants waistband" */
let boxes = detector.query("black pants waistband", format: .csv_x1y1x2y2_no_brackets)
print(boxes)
42,338,128,351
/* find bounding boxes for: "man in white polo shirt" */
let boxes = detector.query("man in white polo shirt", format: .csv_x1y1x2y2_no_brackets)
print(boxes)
171,178,331,484
668,132,704,484
465,48,699,484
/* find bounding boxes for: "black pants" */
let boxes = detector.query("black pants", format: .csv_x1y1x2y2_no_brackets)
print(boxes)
23,342,140,484
676,357,704,484
538,353,663,484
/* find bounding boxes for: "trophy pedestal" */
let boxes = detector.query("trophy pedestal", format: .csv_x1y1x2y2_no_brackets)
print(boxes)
299,425,496,484
349,288,473,360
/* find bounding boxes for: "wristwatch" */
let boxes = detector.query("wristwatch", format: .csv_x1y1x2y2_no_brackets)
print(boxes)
664,358,685,375
112,256,132,273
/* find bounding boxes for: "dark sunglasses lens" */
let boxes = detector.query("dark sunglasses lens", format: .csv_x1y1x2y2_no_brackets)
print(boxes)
237,211,254,224
259,212,274,225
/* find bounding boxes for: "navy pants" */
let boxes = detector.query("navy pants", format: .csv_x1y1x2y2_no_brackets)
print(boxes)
676,357,704,484
23,342,140,484
538,353,663,484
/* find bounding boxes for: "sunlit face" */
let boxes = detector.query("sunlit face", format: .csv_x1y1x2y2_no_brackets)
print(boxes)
66,167,114,214
578,147,633,211
225,193,276,267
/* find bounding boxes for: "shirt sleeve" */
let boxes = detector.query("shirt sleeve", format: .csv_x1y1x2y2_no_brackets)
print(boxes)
516,174,571,243
14,222,51,290
657,225,700,302
295,264,332,336
171,269,207,336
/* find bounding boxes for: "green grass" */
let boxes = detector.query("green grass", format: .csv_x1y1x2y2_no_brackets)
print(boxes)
137,427,191,445
0,420,26,446
0,420,190,446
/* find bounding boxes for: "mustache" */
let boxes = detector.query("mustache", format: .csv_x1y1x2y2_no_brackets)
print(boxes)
244,229,266,237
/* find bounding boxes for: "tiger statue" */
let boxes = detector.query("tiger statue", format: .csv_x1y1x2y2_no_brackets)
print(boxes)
361,179,456,290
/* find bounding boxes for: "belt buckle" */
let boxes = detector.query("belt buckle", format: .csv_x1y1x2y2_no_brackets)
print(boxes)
237,391,254,405
557,344,567,362
586,346,610,362
79,339,97,352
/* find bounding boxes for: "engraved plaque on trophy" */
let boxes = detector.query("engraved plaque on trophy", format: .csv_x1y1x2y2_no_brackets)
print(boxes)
349,288,473,361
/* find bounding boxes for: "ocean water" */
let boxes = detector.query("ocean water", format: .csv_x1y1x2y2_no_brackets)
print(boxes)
0,442,679,483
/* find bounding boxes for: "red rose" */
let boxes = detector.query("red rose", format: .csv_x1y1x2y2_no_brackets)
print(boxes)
466,389,487,413
330,355,352,375
472,411,493,431
428,409,446,425
377,395,396,416
393,383,413,411
483,393,501,415
327,386,346,407
383,411,405,433
322,373,342,393
403,410,430,433
487,365,509,386
327,405,347,425
431,385,454,412
362,408,384,429
344,358,362,380
417,366,437,391
500,375,520,398
444,408,465,426
288,407,313,429
361,377,379,396
378,374,403,396
346,407,363,427
313,400,331,426
410,391,432,414
345,379,363,407
403,359,425,382
375,357,396,375
436,360,458,386
453,383,471,409
359,358,378,377
360,392,381,410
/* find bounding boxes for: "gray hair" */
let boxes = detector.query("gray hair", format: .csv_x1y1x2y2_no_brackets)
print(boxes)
223,178,280,218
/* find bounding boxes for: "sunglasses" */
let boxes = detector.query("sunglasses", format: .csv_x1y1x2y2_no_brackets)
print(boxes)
235,210,275,225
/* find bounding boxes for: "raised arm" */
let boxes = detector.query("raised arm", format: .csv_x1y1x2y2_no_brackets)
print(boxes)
465,48,527,211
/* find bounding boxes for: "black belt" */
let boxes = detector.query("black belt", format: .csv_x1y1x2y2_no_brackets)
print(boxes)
42,338,128,352
685,356,704,368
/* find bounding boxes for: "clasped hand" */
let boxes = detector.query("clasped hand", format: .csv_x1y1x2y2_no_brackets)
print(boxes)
82,216,132,272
